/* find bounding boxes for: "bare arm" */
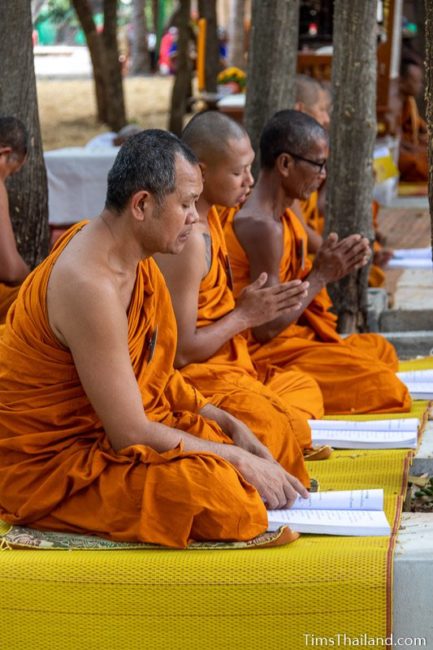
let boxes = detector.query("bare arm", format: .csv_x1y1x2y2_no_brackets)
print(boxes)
155,231,308,367
0,181,30,283
47,269,307,508
234,215,370,343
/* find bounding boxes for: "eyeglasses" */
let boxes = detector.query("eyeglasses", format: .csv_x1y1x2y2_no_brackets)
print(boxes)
284,151,327,174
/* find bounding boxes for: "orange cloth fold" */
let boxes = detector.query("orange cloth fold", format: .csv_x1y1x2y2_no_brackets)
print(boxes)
398,96,428,182
180,208,322,479
0,222,268,548
0,282,20,324
223,207,411,416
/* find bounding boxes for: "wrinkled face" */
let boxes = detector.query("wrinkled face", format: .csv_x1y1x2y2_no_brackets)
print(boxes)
149,155,202,255
305,89,331,130
201,135,255,207
287,137,328,200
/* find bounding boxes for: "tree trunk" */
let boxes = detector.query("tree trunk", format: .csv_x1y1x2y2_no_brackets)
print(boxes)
426,0,433,254
244,0,299,174
131,0,151,75
168,0,192,136
227,0,246,69
72,0,127,130
72,0,110,123
325,0,377,333
0,0,49,267
198,0,219,92
102,0,127,131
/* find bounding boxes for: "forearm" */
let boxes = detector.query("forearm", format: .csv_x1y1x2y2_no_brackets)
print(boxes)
0,254,30,284
175,308,250,367
252,270,326,343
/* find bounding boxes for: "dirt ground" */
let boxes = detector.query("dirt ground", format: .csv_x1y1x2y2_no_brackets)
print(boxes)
37,76,174,150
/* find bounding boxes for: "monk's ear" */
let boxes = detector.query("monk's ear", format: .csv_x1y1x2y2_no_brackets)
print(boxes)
130,190,151,221
294,101,304,112
276,153,292,177
198,161,206,182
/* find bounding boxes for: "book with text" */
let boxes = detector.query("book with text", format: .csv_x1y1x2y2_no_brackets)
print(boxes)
397,370,433,400
267,489,391,536
309,418,418,449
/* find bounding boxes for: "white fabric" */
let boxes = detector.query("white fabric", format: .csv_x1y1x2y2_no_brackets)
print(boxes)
44,147,118,224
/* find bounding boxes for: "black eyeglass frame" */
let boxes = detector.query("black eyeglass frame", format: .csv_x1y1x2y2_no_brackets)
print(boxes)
282,150,327,174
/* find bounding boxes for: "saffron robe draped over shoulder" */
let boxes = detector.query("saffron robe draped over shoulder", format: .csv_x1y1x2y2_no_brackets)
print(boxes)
180,207,323,473
0,282,20,324
0,222,269,548
398,96,428,183
223,208,411,416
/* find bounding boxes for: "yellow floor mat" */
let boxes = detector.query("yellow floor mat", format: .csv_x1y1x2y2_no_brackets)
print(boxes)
0,362,428,649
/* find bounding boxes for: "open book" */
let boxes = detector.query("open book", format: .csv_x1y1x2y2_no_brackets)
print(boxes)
397,369,433,400
308,418,418,449
388,247,433,269
267,489,390,536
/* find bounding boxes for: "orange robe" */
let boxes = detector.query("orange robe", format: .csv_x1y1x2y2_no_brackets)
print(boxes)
299,192,386,288
223,208,411,415
180,207,323,471
399,96,428,182
0,222,268,548
0,282,20,324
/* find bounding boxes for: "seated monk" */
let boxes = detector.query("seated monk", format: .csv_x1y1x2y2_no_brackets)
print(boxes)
0,130,309,549
223,110,411,415
155,111,325,461
398,59,428,183
293,77,390,287
0,116,30,323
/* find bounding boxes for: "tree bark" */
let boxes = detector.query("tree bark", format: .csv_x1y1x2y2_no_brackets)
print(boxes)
426,0,433,254
131,0,151,75
168,0,192,136
227,0,246,69
198,0,219,92
72,0,126,130
245,0,299,174
0,0,49,267
325,0,378,333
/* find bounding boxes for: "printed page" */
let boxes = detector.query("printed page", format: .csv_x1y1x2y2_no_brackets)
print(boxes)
397,370,433,383
403,382,433,399
311,429,416,449
267,509,391,536
393,247,432,259
291,489,383,511
309,418,418,432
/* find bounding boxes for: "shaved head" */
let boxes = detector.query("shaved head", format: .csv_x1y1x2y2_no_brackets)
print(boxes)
295,74,322,108
182,111,249,162
260,109,328,170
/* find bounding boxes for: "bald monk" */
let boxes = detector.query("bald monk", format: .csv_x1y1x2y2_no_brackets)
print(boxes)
224,110,411,415
0,129,309,549
294,77,390,287
155,111,325,460
398,59,428,183
0,116,30,323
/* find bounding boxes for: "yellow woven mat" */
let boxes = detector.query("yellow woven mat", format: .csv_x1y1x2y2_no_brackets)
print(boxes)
0,362,427,649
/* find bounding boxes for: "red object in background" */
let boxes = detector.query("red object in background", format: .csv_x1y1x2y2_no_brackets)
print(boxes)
308,22,318,36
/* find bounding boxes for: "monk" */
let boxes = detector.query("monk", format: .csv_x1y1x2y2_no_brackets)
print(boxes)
224,110,411,415
155,111,325,460
398,59,428,183
0,116,30,323
293,77,390,287
0,129,309,549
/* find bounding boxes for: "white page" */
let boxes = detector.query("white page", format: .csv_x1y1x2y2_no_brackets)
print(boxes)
393,247,432,259
311,429,417,449
267,509,391,536
388,258,433,269
397,370,433,383
309,418,418,432
291,489,383,511
404,383,433,399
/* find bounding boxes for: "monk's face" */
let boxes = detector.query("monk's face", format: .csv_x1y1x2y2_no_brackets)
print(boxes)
149,156,202,255
201,135,255,207
288,137,328,200
305,89,331,130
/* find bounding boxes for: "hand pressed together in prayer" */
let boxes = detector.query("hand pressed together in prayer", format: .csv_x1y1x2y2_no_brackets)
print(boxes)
235,272,309,329
312,232,371,284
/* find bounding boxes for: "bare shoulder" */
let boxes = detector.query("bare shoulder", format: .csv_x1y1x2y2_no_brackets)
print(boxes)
234,207,281,252
155,227,207,281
